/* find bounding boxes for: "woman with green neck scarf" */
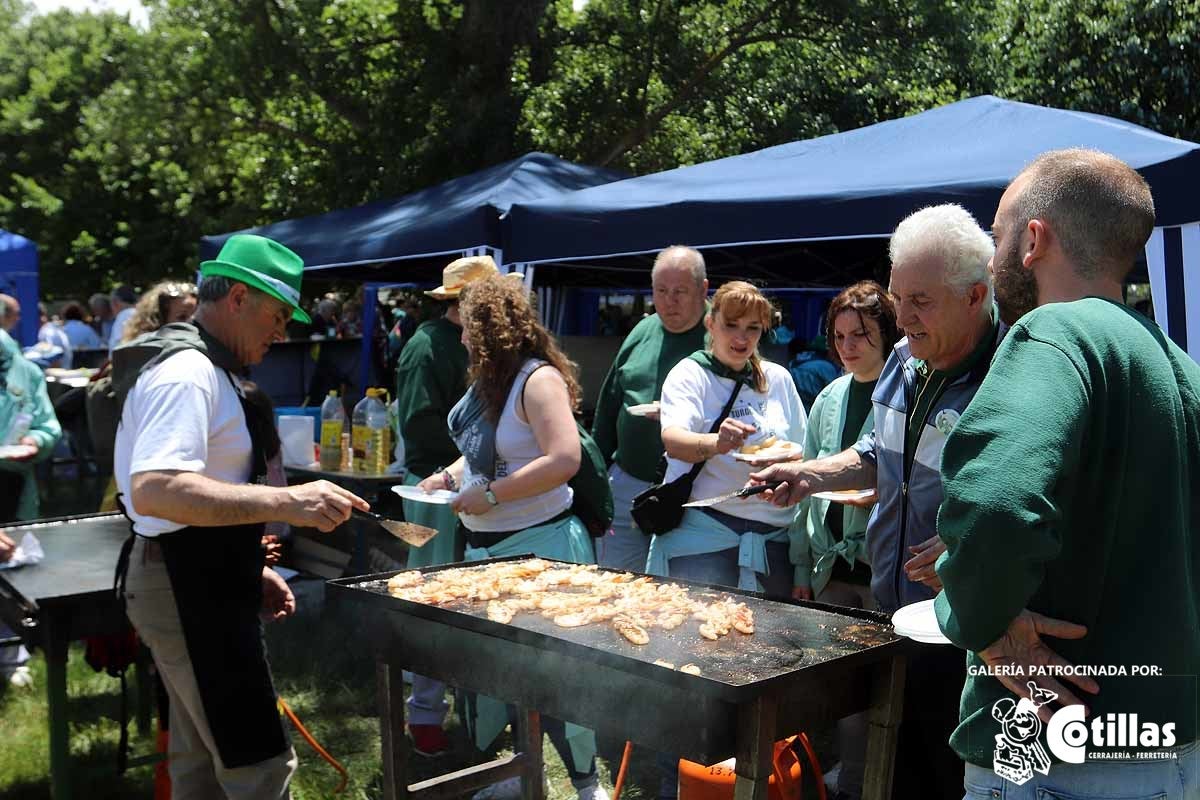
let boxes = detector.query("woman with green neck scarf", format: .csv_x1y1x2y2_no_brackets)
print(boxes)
647,281,809,599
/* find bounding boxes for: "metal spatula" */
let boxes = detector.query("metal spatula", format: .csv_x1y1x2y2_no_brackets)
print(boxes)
682,481,783,508
352,509,438,547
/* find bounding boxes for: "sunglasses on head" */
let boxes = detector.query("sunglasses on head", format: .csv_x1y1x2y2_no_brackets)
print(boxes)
162,282,197,298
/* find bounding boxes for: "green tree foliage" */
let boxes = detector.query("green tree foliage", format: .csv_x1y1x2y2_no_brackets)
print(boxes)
986,0,1200,141
524,0,988,172
0,0,1195,298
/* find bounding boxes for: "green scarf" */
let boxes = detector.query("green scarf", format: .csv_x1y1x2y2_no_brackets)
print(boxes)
688,350,753,382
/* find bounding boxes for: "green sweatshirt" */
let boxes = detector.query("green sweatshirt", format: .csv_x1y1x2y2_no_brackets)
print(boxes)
591,312,707,482
935,298,1200,766
394,316,467,478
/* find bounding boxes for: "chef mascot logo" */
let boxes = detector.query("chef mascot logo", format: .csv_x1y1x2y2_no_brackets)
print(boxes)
991,682,1057,785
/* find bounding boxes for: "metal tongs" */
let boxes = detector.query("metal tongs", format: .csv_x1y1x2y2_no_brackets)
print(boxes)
352,509,438,547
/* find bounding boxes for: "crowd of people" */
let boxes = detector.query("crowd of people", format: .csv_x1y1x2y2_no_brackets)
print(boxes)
0,147,1194,800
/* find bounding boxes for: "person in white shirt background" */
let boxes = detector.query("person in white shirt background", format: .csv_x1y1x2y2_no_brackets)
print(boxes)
107,284,137,351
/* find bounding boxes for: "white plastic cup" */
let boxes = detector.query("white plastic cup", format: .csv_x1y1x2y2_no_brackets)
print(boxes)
278,415,316,466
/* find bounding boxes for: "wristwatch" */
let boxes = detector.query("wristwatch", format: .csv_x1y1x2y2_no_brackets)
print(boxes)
484,482,499,506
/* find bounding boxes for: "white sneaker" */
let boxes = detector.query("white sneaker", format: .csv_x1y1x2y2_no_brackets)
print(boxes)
577,783,610,800
473,774,550,800
8,665,33,689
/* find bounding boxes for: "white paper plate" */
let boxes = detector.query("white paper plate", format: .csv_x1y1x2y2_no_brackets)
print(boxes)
0,445,32,459
392,485,458,505
730,442,801,462
627,402,660,417
891,599,952,644
812,489,876,503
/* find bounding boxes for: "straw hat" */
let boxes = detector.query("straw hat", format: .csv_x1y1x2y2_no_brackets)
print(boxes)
425,255,521,300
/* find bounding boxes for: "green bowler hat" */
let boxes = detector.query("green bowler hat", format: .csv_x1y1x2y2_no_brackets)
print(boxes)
200,234,311,324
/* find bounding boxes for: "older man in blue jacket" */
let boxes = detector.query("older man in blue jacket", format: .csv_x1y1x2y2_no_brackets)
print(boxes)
753,203,1002,799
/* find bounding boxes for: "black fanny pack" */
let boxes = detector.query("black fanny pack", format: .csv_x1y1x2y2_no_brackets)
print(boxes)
630,380,743,537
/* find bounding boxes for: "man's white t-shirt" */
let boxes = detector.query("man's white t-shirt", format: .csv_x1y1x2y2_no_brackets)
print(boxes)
659,358,807,527
114,349,252,536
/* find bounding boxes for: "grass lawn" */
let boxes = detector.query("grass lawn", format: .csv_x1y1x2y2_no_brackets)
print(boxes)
0,579,684,800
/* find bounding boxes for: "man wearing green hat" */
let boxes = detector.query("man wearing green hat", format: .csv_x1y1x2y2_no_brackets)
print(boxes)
117,234,369,798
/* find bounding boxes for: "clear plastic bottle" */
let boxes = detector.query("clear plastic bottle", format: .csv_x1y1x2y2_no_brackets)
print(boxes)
351,391,372,473
365,389,392,475
351,389,391,474
5,408,31,446
319,390,345,471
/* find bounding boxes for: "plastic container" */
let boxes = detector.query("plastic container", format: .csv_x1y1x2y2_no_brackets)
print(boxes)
352,389,391,474
5,410,31,446
678,737,803,800
319,390,345,471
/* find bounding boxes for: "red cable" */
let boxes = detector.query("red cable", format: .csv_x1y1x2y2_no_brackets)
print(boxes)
612,740,634,800
278,696,350,794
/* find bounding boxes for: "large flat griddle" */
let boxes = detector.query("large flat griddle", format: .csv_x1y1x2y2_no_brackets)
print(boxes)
330,556,903,704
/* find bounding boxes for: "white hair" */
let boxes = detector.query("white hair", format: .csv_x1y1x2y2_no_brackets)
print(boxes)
651,245,706,286
888,204,994,294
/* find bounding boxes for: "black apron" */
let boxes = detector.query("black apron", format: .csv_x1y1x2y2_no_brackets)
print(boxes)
116,364,289,769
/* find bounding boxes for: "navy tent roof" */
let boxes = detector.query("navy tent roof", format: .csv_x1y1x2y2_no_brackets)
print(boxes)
199,152,627,274
506,96,1200,265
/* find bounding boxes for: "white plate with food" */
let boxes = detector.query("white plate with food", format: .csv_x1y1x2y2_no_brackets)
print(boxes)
891,599,952,644
812,489,877,503
626,402,660,417
729,439,801,462
391,485,459,505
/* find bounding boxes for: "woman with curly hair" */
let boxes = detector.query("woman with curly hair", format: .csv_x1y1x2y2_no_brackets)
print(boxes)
417,273,605,800
120,280,198,343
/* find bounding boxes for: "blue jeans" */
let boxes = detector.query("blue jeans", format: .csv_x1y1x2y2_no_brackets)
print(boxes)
656,540,793,798
596,464,651,572
667,541,792,599
963,740,1200,799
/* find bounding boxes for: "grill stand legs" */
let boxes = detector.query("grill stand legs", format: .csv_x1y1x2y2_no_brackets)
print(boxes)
376,658,546,800
732,695,777,800
379,659,411,800
861,654,906,800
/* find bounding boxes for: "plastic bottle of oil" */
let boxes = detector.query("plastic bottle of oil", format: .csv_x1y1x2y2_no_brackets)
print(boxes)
364,389,392,475
351,391,371,473
319,390,345,471
352,389,391,474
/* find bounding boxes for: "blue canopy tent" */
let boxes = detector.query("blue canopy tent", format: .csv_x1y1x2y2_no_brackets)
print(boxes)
199,152,627,401
200,152,627,281
506,96,1200,356
0,231,41,347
